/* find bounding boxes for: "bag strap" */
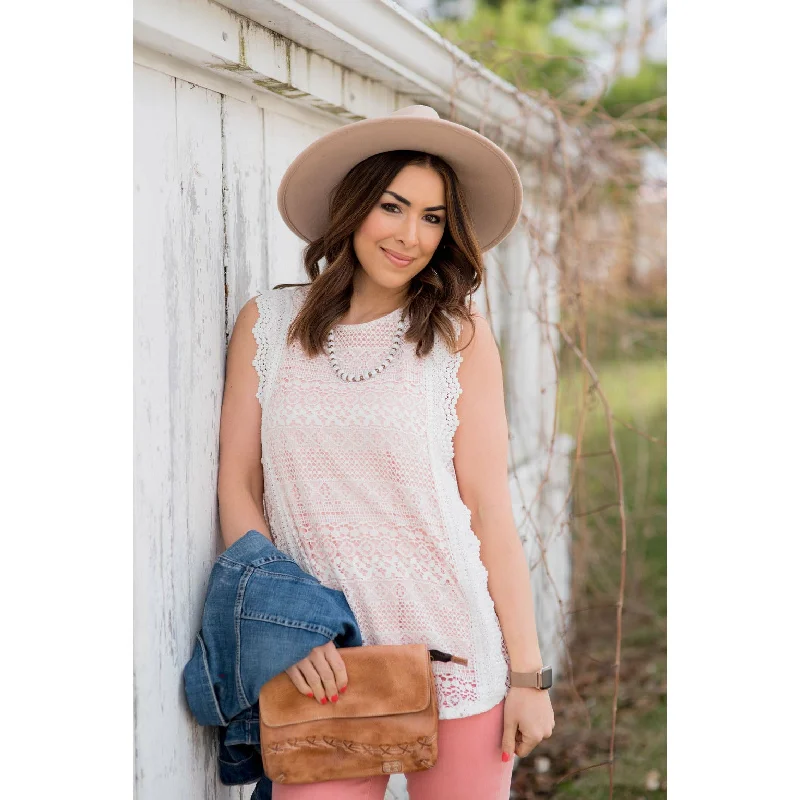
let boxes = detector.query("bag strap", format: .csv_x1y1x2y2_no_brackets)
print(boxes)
428,649,468,666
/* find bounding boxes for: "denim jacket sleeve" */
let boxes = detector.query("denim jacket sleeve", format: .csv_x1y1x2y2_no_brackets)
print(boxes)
182,530,363,791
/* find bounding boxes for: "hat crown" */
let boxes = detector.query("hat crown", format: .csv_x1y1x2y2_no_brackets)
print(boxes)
389,105,440,121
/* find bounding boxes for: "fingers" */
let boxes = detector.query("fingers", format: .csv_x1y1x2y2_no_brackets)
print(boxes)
297,659,333,704
514,731,538,759
511,725,556,759
503,724,557,761
501,722,516,763
320,640,349,696
308,642,346,704
284,641,350,705
285,664,317,699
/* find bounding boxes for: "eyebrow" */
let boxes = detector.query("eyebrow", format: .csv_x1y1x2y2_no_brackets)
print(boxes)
384,190,446,212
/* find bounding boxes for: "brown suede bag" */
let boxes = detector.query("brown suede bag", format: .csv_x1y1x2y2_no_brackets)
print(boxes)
258,643,467,785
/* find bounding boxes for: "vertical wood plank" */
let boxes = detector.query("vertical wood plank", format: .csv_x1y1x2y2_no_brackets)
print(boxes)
134,63,235,799
263,111,335,287
134,63,181,797
221,95,269,338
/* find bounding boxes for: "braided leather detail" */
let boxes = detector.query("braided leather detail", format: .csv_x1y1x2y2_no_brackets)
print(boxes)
263,733,436,757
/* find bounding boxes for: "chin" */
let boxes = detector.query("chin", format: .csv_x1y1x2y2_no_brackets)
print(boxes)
381,273,412,288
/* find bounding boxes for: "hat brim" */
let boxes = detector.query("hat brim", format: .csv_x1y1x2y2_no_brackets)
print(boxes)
277,116,523,253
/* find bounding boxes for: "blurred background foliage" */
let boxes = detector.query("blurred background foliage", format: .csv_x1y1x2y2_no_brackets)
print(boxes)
431,0,590,98
602,59,666,146
417,1,668,796
428,0,667,146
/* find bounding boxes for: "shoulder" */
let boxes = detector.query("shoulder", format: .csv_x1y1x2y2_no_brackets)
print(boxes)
237,295,261,326
236,291,274,323
237,286,302,330
454,302,497,365
229,292,280,355
229,297,261,346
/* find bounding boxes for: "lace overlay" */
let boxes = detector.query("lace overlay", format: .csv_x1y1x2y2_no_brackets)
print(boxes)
252,285,510,719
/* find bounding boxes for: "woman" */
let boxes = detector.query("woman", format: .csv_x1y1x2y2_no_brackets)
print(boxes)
217,106,555,799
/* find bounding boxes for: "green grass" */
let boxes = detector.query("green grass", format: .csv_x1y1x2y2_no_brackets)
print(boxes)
559,358,667,425
558,787,667,800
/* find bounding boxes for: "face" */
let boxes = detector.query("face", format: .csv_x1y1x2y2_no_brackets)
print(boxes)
352,164,446,293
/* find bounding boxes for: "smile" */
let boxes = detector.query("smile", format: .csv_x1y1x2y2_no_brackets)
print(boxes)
381,247,414,267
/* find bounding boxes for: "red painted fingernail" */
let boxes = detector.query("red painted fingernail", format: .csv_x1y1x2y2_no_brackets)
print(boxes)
502,752,510,762
306,693,314,698
341,685,347,694
320,697,328,705
331,694,339,703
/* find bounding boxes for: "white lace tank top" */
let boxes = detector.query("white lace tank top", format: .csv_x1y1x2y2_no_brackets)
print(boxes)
252,284,510,719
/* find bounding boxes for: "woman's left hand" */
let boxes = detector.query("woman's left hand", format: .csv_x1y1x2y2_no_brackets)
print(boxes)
501,686,555,760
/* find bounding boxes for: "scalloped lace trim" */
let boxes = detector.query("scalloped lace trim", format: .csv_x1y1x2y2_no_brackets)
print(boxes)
441,322,465,463
251,288,297,410
251,293,271,409
424,315,512,713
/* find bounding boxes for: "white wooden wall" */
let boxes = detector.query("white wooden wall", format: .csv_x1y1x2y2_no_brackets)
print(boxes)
134,65,231,799
133,7,572,798
133,63,338,798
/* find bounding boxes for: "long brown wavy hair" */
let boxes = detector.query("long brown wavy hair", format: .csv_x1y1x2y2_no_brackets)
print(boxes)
273,150,484,359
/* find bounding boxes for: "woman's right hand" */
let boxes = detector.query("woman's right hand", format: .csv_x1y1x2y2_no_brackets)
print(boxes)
284,640,349,704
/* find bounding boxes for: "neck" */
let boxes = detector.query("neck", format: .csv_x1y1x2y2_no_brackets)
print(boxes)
344,274,407,324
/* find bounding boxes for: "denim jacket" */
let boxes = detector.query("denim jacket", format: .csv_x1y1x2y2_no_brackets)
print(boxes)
183,530,363,800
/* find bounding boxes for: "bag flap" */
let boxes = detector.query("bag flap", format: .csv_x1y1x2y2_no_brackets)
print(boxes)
259,643,433,728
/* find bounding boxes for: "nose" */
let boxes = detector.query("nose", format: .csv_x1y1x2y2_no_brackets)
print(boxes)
396,214,419,248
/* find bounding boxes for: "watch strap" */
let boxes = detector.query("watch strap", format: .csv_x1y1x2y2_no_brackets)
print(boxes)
508,665,553,689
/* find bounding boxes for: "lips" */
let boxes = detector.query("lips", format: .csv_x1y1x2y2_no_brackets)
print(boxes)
381,247,414,267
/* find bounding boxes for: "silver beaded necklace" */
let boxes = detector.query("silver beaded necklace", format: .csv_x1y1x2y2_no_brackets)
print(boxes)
326,310,408,382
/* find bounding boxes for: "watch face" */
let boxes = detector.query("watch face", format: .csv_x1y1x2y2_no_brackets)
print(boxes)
541,666,553,689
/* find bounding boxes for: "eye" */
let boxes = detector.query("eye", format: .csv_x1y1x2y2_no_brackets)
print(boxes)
381,203,442,225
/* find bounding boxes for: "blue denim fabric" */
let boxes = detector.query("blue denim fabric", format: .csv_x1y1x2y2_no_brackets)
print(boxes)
183,530,363,800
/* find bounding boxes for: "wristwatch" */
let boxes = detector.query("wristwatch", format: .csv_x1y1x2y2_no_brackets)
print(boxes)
508,665,553,690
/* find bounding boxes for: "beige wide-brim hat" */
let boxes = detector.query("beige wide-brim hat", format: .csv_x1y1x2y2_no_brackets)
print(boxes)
277,105,523,253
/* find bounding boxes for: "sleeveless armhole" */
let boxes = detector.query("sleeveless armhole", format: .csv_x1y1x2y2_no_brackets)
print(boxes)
425,308,510,713
250,287,300,411
251,292,271,410
441,318,465,463
442,305,480,461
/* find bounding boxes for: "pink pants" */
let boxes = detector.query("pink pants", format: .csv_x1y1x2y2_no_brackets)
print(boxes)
271,698,512,800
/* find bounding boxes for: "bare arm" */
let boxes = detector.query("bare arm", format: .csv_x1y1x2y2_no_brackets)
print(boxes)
452,311,544,672
217,297,273,550
220,297,347,703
